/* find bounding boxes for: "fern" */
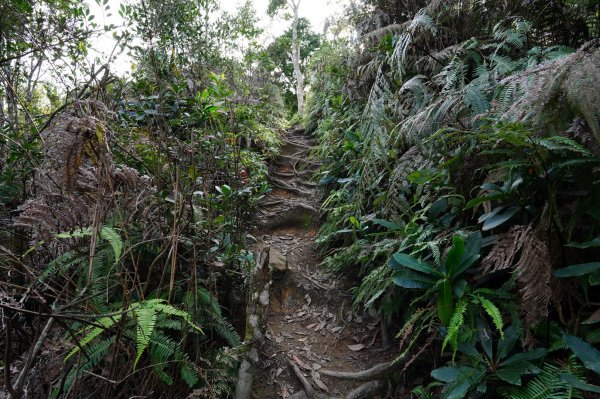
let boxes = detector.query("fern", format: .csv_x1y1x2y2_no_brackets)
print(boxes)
443,297,468,358
148,332,199,388
99,226,122,263
193,288,241,347
506,360,584,399
66,314,122,360
39,250,87,282
61,336,116,395
477,296,504,338
134,305,158,368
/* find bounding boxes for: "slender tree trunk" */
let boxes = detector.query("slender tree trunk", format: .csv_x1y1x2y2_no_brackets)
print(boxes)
291,0,304,115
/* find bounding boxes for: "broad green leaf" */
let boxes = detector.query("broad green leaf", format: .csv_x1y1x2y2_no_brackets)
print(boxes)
555,262,600,278
389,253,436,275
482,205,520,231
372,218,404,231
438,278,454,325
445,236,465,275
446,381,471,399
454,254,480,277
497,327,518,360
431,366,474,382
560,373,600,393
464,231,482,257
566,237,600,249
478,205,506,223
563,334,600,374
465,193,504,209
429,198,449,218
481,182,502,192
496,362,537,385
392,269,435,289
500,348,546,366
453,278,467,297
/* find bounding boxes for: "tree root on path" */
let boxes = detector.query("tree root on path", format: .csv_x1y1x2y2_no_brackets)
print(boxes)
288,364,387,399
319,360,403,381
287,358,322,399
271,176,317,190
270,178,315,197
346,380,387,399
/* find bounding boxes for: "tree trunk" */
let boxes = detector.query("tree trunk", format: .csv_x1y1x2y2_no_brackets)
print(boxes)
291,1,304,115
235,247,272,399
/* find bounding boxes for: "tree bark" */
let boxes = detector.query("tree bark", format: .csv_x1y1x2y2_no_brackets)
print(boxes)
290,0,305,115
235,247,272,399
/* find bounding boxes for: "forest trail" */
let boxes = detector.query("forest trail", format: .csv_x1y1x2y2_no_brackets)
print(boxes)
252,127,394,399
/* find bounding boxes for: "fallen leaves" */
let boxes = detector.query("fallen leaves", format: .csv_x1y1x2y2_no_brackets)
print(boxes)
347,343,365,351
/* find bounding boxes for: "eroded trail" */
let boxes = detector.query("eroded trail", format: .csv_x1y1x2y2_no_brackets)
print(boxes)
253,127,394,399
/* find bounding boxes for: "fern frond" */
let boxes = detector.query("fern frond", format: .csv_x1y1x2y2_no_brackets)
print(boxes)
134,305,158,369
100,226,122,263
442,297,468,358
478,296,504,337
40,250,86,282
66,314,121,361
506,360,584,399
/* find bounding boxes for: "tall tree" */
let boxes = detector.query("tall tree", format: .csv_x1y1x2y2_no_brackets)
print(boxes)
265,18,320,113
268,0,305,115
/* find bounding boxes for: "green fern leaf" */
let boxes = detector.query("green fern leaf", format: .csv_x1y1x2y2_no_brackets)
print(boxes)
134,305,157,369
478,296,504,337
443,297,468,358
100,226,123,263
65,315,121,361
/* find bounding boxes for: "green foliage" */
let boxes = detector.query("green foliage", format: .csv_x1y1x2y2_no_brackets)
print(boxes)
432,326,546,398
308,2,600,397
389,233,482,325
505,359,584,399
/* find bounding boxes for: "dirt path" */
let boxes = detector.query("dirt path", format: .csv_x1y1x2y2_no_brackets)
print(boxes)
253,127,395,399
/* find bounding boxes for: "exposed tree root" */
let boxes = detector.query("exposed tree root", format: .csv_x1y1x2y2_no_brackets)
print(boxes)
271,177,317,191
270,179,314,197
345,380,387,399
320,331,437,382
282,140,312,151
287,357,323,399
320,360,402,381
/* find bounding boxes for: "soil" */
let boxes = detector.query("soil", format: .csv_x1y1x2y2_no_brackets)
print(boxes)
253,127,396,399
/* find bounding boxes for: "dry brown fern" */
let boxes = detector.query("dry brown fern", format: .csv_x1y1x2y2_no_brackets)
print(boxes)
499,39,600,144
13,101,159,257
482,225,553,328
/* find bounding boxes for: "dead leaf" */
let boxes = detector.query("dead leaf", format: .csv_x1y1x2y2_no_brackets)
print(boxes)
305,323,318,329
330,326,342,333
292,354,312,370
347,344,365,351
311,370,329,392
314,320,326,332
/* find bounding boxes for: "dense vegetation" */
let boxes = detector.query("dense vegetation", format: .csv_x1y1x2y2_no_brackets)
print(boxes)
0,0,599,398
308,0,600,397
